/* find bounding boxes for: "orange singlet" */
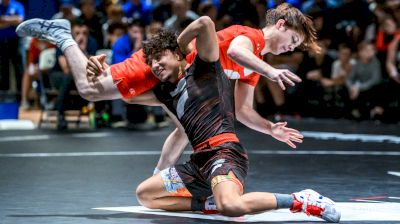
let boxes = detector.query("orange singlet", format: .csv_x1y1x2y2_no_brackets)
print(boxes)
110,25,265,98
110,49,159,99
186,25,265,87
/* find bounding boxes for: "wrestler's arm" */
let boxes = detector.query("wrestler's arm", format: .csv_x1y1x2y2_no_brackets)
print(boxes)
228,35,301,90
123,90,162,106
235,81,303,148
78,54,123,101
154,106,189,174
177,16,219,62
123,91,189,173
153,16,220,173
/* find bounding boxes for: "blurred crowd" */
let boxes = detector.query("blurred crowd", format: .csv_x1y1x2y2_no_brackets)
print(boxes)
1,0,399,130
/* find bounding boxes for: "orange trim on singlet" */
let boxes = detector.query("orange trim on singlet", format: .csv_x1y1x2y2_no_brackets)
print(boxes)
169,188,192,197
193,133,239,152
211,173,244,194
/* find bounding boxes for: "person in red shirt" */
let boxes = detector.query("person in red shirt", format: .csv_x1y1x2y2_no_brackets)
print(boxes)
16,3,318,169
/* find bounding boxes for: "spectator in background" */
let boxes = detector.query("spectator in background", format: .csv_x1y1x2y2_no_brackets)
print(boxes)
50,19,97,130
319,43,354,117
79,0,106,48
97,0,113,16
164,0,198,31
111,18,153,130
295,40,335,117
197,2,219,29
122,0,152,25
252,0,266,28
267,0,302,10
112,19,144,64
332,0,374,51
20,38,55,110
255,50,304,119
152,0,172,23
197,2,216,21
346,41,382,120
106,22,127,48
218,0,259,28
145,20,162,39
102,3,126,48
190,0,219,13
0,0,24,92
301,0,341,14
375,15,400,77
309,10,332,45
52,0,81,21
387,33,400,84
326,44,354,90
383,0,400,27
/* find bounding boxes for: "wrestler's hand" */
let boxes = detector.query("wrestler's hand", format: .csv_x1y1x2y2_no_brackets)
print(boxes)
270,122,303,148
87,54,110,77
267,67,302,90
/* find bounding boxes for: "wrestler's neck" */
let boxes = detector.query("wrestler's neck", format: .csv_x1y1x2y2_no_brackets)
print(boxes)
176,60,189,81
182,60,189,70
260,27,272,55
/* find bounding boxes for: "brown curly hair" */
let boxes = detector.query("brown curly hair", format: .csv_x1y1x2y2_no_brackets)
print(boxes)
142,29,179,65
265,3,320,54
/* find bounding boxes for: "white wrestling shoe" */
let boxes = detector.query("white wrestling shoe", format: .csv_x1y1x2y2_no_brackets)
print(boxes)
16,18,75,51
291,189,341,223
202,196,218,214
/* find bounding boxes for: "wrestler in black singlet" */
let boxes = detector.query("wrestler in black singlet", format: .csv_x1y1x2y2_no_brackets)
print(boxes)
153,56,249,198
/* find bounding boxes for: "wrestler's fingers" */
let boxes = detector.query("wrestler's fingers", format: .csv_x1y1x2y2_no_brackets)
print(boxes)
87,60,101,75
284,128,301,134
277,78,286,90
286,71,302,82
86,69,95,77
281,73,295,86
276,122,287,127
286,140,297,149
290,137,303,143
91,56,104,72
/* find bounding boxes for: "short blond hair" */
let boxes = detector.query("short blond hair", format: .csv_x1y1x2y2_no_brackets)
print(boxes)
265,3,320,54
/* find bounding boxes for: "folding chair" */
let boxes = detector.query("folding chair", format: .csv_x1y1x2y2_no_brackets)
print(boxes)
37,49,87,129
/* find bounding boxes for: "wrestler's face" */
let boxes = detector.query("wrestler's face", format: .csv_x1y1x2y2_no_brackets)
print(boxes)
150,50,181,83
268,20,304,55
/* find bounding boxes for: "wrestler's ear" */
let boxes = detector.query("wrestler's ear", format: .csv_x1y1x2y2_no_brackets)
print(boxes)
175,48,185,61
175,52,183,61
276,19,286,31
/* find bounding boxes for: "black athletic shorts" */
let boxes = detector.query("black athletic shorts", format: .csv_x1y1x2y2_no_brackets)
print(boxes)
175,141,249,198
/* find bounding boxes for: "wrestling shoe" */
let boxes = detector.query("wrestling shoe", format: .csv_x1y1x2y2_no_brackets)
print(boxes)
291,189,341,223
16,19,75,51
202,196,219,214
